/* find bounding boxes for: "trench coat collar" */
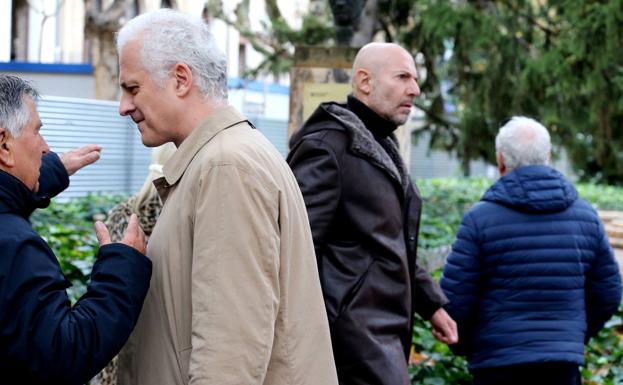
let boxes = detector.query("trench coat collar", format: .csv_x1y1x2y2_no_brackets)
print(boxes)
155,105,248,202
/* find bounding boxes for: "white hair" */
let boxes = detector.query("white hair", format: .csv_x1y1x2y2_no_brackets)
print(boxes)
495,116,551,171
0,75,39,137
116,9,228,101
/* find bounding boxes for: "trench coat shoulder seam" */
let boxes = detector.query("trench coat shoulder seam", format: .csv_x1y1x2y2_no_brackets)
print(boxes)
195,162,278,198
163,111,250,186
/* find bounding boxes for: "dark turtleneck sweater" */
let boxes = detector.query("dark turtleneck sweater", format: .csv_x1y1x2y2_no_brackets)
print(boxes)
347,94,397,139
346,94,408,187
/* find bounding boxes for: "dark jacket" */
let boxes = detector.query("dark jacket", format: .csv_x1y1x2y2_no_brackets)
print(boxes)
441,165,622,370
0,153,152,385
287,97,448,385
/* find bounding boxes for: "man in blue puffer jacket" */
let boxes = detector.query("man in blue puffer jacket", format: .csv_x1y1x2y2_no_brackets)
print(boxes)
441,116,622,385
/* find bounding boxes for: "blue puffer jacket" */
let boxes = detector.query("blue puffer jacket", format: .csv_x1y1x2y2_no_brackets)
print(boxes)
441,165,622,370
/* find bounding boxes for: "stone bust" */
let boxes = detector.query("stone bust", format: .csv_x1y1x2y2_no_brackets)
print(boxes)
329,0,367,46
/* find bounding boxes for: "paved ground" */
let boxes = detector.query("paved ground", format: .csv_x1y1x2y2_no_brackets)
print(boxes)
616,248,623,270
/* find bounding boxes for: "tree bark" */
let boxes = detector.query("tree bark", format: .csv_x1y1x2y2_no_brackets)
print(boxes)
84,0,133,100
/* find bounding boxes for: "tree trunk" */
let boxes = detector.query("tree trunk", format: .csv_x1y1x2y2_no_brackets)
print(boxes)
84,0,133,100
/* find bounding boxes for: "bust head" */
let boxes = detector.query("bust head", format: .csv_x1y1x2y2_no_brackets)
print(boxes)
329,0,367,45
329,0,367,27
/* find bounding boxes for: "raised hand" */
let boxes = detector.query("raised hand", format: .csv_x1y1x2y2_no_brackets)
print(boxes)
60,144,102,176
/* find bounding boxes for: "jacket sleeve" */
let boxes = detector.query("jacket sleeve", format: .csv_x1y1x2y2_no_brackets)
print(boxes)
440,212,482,356
2,235,152,385
413,264,448,320
408,183,448,320
286,137,341,256
585,222,622,340
37,152,70,202
188,164,281,384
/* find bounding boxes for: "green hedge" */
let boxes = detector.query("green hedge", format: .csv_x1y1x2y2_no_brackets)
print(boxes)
576,183,623,211
30,194,124,300
418,178,490,249
413,178,623,385
410,305,623,385
417,178,623,249
32,179,623,297
28,179,623,384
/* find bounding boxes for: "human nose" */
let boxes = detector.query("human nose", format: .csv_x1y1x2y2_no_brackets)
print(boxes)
41,137,50,154
408,78,421,97
119,92,135,116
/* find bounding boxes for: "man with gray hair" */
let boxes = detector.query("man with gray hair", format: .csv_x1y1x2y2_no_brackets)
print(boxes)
0,74,152,385
115,9,337,385
441,116,622,385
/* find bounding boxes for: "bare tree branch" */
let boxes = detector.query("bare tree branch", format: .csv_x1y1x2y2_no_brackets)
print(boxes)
85,0,132,32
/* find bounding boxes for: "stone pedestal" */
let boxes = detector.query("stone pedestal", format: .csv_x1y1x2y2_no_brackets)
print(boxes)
598,210,623,271
288,46,359,139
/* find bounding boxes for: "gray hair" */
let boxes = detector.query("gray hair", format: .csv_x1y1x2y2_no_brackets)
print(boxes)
116,9,228,101
495,116,551,171
0,75,39,137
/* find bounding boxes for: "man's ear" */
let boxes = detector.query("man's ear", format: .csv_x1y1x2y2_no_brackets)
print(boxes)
0,128,15,169
172,62,194,97
354,68,373,95
496,152,506,176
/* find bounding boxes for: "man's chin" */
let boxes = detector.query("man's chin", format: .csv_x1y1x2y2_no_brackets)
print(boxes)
139,132,155,146
391,115,409,126
140,136,167,148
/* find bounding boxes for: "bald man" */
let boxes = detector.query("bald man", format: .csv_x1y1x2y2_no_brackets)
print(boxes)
287,43,458,385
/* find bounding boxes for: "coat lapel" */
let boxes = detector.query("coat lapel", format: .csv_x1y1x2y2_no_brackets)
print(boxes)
322,103,406,190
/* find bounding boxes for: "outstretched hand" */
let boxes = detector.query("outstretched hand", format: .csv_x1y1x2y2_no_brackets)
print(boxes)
430,307,459,345
95,214,146,255
60,144,102,176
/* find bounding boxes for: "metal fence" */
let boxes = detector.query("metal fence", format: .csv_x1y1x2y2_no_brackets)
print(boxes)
38,96,151,199
39,96,515,200
410,129,493,179
37,96,291,199
248,115,289,157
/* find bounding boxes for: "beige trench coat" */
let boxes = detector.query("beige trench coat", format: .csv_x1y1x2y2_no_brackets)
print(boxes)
118,106,337,385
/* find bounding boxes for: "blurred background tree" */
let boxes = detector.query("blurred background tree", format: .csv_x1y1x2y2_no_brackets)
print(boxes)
84,0,135,100
209,0,623,184
206,0,335,79
405,0,623,184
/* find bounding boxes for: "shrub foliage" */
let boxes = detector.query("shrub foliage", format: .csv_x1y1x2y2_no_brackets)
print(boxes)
30,194,123,300
29,179,623,384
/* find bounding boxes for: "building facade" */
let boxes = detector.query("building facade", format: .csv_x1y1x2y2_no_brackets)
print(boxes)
1,0,302,120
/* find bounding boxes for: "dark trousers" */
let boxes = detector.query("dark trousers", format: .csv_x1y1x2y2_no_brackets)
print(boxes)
471,362,581,385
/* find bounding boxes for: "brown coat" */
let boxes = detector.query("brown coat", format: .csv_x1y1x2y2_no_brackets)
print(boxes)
118,106,337,385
